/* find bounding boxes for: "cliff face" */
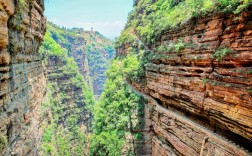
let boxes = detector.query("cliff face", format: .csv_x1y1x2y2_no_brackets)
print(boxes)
148,11,252,155
45,54,92,131
47,24,115,97
84,31,115,97
117,3,252,156
0,0,46,155
39,24,95,155
47,24,89,81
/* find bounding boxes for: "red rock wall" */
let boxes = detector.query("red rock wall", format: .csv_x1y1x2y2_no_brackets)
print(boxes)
0,0,46,155
128,8,252,156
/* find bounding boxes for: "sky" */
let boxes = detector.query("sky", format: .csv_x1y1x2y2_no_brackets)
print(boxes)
44,0,133,39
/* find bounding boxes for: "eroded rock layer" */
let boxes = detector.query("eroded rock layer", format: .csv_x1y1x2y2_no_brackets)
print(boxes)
46,55,91,129
123,8,252,156
0,0,46,155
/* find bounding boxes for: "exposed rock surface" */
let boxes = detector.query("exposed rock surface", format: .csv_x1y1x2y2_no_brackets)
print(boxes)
47,24,115,97
39,24,95,155
47,23,89,81
0,0,46,155
46,55,91,129
120,8,252,156
83,31,115,97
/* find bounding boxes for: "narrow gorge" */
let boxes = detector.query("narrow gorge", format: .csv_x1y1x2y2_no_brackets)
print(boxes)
0,0,252,156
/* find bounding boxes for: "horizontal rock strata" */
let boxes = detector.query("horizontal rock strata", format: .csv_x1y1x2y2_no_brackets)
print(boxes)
0,0,46,155
126,8,252,156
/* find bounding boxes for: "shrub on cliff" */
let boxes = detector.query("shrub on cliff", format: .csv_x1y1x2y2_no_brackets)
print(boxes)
40,31,66,57
39,23,95,156
214,47,234,61
0,135,7,154
117,0,252,46
115,28,138,49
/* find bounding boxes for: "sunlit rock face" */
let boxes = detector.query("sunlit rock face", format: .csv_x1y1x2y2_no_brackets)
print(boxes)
44,32,92,133
0,0,46,155
120,7,252,156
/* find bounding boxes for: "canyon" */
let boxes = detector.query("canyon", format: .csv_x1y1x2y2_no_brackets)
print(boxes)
0,0,252,156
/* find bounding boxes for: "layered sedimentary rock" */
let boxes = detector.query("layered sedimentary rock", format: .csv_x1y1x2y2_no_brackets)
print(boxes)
84,31,115,97
0,0,46,155
46,23,89,81
121,8,252,156
44,24,93,129
47,24,115,97
46,55,91,128
38,24,96,155
67,32,89,80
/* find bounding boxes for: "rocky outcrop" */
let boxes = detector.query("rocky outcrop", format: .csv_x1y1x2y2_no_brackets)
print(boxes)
120,7,252,156
84,31,115,97
45,54,92,130
44,24,93,128
39,24,95,155
67,34,89,80
47,23,89,81
47,24,115,97
0,0,46,155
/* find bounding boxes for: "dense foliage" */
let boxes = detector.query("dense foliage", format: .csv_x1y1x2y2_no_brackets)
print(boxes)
116,0,252,47
42,22,147,155
39,26,95,156
45,22,115,97
83,31,115,96
90,53,145,155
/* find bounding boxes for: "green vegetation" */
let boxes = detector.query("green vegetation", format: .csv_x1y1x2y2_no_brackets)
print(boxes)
0,134,7,154
202,78,209,86
11,0,26,32
115,28,138,48
171,38,187,52
19,0,25,5
40,85,90,156
156,38,190,53
45,22,115,96
37,1,252,155
90,53,145,155
211,81,219,86
84,31,115,96
116,0,252,47
40,31,67,57
248,88,252,95
39,24,95,156
111,1,252,152
213,47,234,61
46,22,78,52
156,45,166,52
16,0,26,11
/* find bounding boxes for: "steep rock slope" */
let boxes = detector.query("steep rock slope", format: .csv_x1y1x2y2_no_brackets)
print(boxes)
46,24,115,97
116,0,252,155
46,23,89,81
0,0,46,155
39,24,95,155
84,30,115,97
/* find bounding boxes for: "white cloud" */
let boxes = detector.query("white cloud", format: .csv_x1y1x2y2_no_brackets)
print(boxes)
49,19,125,39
